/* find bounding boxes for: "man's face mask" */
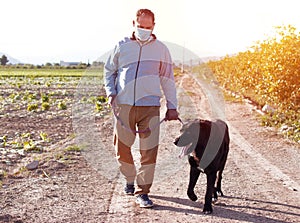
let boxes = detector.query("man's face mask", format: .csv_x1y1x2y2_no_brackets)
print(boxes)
135,27,152,41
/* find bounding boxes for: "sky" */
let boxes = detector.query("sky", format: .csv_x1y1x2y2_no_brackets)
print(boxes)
1,0,300,65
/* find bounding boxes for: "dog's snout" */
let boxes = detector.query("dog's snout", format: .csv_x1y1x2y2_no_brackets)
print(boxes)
174,137,180,145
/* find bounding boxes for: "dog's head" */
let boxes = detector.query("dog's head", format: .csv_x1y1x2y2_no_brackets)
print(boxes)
174,119,212,157
174,119,201,156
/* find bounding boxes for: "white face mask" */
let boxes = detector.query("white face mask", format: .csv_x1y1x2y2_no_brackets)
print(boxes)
135,27,152,41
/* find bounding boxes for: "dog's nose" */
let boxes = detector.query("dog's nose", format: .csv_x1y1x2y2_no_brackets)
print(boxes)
174,137,179,145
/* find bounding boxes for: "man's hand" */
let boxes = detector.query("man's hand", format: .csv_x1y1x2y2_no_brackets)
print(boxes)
108,95,117,109
165,109,179,121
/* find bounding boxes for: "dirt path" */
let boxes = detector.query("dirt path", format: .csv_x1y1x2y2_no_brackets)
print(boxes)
1,73,300,223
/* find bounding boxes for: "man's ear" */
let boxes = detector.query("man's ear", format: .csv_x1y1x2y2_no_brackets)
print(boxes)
152,23,155,30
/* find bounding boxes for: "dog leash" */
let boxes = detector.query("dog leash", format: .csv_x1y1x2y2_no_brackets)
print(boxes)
113,108,183,134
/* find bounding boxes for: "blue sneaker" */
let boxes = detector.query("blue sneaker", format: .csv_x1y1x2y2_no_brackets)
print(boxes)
124,183,135,195
135,194,154,208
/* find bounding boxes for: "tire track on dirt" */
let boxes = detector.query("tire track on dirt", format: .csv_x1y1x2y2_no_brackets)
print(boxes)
229,126,300,192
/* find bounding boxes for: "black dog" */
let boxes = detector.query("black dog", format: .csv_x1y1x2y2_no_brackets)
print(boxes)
174,119,230,214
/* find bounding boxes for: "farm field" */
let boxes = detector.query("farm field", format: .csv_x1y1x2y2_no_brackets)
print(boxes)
0,68,107,175
0,68,299,222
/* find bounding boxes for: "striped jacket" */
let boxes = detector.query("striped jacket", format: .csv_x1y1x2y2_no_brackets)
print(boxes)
104,33,177,109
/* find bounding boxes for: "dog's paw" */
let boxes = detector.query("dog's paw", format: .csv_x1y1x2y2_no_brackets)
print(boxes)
219,190,224,197
212,196,218,204
203,204,213,214
216,190,224,197
187,190,198,201
215,187,224,197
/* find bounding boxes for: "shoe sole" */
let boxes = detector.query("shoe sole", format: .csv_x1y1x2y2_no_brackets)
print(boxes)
139,204,154,208
135,200,154,208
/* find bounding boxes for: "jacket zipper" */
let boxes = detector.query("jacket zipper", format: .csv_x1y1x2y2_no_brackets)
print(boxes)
133,44,143,106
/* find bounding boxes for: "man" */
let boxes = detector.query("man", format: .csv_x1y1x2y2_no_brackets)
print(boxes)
104,8,178,208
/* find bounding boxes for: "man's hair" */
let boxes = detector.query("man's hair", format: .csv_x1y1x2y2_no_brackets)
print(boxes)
136,9,155,23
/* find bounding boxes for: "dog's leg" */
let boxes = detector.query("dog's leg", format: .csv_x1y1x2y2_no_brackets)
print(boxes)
187,156,201,201
203,172,217,214
215,143,229,198
215,169,224,197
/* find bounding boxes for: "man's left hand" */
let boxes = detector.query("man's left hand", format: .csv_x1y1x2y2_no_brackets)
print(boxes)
165,109,179,121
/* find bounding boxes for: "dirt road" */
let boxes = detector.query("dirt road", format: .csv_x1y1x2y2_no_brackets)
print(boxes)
1,73,299,223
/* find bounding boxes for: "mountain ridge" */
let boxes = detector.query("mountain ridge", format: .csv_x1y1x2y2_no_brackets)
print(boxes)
96,41,221,66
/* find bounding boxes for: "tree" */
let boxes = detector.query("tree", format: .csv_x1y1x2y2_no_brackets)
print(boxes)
0,55,9,65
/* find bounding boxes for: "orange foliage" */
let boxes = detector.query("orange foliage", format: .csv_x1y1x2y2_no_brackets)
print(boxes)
207,25,300,111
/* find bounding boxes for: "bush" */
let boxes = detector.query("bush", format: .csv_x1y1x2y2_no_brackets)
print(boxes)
199,25,300,143
41,102,50,111
58,101,67,110
27,103,38,112
207,25,300,111
41,93,49,102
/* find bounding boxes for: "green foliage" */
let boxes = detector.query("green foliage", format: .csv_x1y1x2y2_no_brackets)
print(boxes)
41,93,50,102
95,96,107,112
0,169,7,180
41,102,50,111
23,140,36,151
65,145,82,152
0,62,103,69
97,95,107,103
261,110,300,142
0,68,85,77
39,132,49,141
27,103,38,111
58,101,67,110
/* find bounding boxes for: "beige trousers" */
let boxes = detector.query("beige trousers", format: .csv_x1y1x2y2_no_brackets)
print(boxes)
113,105,160,194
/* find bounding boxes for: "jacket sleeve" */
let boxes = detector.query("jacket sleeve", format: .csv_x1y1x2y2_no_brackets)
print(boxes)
104,45,119,97
159,47,178,109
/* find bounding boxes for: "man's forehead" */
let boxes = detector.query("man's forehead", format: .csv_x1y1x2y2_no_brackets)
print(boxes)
136,15,153,22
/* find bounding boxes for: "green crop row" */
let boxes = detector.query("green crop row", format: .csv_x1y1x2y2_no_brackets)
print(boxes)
0,67,103,77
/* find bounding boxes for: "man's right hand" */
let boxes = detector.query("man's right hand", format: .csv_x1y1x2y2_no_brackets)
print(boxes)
165,109,179,121
108,95,117,108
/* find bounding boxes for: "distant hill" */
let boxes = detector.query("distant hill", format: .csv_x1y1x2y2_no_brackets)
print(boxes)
164,41,201,65
0,52,21,64
96,41,220,66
